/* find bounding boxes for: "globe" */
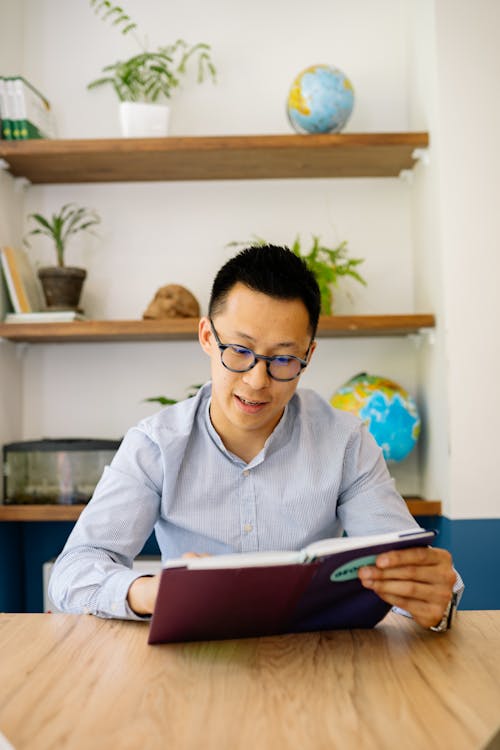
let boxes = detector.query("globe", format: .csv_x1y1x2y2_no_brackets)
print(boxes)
330,372,421,463
287,64,354,135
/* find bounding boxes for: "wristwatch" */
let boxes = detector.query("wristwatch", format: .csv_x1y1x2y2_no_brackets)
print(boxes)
430,592,458,632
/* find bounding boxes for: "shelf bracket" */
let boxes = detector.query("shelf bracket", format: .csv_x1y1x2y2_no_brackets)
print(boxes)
409,329,436,348
14,176,31,192
400,148,430,181
399,168,414,184
412,148,430,166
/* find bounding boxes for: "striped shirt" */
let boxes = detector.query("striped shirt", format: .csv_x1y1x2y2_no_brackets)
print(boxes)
49,382,443,620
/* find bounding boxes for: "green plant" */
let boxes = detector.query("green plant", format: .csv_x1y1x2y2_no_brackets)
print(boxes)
228,235,366,315
144,384,203,407
25,204,101,268
88,2,216,102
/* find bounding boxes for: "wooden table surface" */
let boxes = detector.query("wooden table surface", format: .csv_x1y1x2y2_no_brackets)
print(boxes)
0,612,499,750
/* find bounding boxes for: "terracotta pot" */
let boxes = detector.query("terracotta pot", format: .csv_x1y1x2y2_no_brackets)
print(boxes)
37,266,87,311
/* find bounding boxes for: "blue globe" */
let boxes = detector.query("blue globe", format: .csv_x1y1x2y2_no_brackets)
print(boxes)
287,64,354,134
330,373,421,463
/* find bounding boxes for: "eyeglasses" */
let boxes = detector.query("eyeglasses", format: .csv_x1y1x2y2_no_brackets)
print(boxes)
209,319,312,382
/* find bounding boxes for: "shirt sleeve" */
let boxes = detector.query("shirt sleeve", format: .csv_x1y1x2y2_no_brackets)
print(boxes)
336,421,466,615
49,427,162,620
337,422,420,535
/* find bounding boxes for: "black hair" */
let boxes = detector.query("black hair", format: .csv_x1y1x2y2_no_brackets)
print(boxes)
209,244,321,338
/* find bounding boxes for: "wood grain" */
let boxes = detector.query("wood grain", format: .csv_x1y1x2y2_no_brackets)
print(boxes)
0,314,435,343
0,612,498,749
0,132,429,183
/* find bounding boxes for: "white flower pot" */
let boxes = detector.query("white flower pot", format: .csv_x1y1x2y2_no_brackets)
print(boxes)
119,102,170,138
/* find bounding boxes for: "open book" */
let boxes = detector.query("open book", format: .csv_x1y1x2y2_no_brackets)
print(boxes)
148,528,435,644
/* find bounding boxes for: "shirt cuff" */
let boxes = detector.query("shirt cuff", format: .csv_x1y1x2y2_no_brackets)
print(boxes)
96,568,154,621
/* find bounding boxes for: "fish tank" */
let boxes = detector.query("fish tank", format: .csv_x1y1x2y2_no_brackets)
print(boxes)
2,438,122,505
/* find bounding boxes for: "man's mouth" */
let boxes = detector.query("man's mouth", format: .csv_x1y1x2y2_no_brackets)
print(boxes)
235,394,268,413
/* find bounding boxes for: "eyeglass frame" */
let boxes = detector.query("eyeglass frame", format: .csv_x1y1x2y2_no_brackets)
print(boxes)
209,318,313,382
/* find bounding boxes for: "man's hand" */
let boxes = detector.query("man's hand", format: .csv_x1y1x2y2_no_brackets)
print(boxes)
127,553,210,616
127,574,160,616
358,546,457,629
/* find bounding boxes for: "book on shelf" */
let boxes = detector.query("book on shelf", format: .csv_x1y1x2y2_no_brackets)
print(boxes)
148,527,435,644
3,311,86,324
0,76,54,140
0,246,44,314
0,264,13,319
0,78,12,139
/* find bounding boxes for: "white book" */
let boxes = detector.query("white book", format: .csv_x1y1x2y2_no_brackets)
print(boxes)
4,311,87,324
12,77,54,139
163,528,433,570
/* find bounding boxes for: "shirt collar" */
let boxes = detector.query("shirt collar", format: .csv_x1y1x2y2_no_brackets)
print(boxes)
201,383,297,468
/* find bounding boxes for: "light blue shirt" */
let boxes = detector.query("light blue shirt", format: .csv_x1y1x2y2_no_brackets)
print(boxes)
49,383,428,620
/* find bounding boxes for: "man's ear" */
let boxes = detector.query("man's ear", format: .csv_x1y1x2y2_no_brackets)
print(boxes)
307,339,317,363
198,317,213,355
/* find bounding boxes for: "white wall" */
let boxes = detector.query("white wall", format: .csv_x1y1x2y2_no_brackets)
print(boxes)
408,0,500,520
432,0,500,519
3,0,448,497
0,2,25,464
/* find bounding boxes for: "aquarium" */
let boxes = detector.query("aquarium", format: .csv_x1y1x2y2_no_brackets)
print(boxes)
2,439,122,505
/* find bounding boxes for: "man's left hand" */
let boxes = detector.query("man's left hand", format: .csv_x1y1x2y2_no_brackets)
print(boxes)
358,546,456,629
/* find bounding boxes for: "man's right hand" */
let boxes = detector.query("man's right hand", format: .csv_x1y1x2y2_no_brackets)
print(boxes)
127,553,210,615
127,574,160,616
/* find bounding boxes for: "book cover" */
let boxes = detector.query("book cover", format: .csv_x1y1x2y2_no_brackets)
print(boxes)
5,80,21,140
0,78,12,140
0,265,14,319
11,77,54,140
148,528,435,644
0,247,43,315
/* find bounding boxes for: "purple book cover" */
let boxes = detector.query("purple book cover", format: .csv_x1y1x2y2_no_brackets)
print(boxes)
148,530,435,644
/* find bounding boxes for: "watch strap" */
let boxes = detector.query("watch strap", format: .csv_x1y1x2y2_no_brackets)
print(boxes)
430,592,457,632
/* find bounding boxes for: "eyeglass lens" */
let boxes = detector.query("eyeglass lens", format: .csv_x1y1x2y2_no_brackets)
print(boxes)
221,345,302,380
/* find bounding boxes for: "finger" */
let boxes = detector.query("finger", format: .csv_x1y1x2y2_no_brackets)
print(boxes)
372,591,447,629
181,552,212,559
361,578,451,607
360,563,454,585
376,546,451,569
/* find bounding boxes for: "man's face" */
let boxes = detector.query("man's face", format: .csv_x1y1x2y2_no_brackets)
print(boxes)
199,283,315,456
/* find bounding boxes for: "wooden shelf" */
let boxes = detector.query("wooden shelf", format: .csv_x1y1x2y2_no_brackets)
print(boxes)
0,505,87,522
0,132,429,184
0,498,442,521
0,314,435,343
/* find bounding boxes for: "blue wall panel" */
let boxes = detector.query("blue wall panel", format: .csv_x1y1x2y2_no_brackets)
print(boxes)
417,516,500,610
1,516,498,612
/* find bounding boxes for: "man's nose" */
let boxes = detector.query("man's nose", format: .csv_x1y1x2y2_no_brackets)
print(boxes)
242,358,270,389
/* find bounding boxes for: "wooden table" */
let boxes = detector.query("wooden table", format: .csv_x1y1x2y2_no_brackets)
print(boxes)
0,612,499,750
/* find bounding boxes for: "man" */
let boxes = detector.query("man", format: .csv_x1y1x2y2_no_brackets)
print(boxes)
50,245,461,630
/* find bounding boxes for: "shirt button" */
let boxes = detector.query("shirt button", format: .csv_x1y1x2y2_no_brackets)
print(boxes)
242,470,250,477
243,523,253,533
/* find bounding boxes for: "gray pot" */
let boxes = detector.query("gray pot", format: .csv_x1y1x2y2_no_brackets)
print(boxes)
37,266,87,311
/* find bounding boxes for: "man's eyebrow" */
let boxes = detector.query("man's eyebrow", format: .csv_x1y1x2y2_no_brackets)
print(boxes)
233,330,296,349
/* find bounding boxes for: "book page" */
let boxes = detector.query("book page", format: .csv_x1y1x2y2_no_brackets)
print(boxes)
161,529,434,571
303,527,431,561
163,550,302,570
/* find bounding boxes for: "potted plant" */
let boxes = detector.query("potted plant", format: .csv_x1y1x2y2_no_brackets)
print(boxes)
144,384,203,408
25,203,101,311
87,1,216,137
228,235,366,315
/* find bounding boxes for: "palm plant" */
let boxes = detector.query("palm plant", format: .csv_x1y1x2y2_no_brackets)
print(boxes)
25,204,101,267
